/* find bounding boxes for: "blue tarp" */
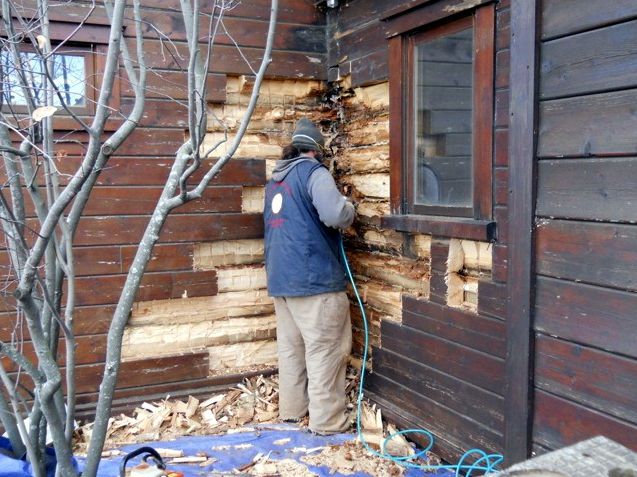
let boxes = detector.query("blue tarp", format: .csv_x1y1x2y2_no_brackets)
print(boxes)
77,424,453,476
0,426,452,476
0,437,80,477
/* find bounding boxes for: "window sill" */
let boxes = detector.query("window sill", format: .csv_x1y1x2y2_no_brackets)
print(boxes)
381,214,496,241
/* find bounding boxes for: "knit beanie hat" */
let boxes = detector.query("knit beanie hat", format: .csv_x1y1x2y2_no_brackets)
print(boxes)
291,118,325,152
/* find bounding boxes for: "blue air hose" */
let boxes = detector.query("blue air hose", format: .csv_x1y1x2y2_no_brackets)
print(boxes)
339,239,504,476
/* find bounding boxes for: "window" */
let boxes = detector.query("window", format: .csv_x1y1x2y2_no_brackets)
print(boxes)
388,3,495,223
1,47,95,114
1,51,87,107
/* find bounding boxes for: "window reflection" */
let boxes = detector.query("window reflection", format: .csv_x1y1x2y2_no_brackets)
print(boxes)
1,51,86,107
414,26,473,208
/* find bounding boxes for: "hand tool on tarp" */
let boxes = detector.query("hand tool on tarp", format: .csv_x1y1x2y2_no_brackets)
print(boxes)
119,446,183,477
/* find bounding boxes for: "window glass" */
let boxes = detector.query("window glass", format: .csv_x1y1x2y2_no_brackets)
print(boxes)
414,26,473,208
1,51,86,107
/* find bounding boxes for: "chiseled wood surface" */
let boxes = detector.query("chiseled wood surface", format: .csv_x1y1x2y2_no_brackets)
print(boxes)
531,0,637,454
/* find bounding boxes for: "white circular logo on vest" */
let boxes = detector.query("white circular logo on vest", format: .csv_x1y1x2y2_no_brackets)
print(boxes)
271,192,283,214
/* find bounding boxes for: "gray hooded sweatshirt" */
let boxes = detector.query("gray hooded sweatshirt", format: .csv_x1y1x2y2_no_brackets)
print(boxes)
271,155,355,230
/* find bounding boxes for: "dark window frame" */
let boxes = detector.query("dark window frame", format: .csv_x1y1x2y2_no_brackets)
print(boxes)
386,2,495,236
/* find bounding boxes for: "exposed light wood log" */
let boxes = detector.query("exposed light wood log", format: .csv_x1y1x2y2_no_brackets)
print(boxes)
346,120,390,147
349,83,390,109
121,315,277,360
339,146,390,174
194,239,264,269
208,340,278,371
348,251,428,294
343,173,390,199
130,290,274,327
242,187,265,214
216,266,267,293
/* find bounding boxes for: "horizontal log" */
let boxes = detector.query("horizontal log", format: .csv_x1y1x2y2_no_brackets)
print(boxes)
331,20,388,67
2,334,107,373
541,19,637,99
48,128,186,157
403,296,506,358
130,289,273,327
194,239,264,269
76,186,242,216
9,351,211,396
477,280,506,320
339,145,389,174
20,157,266,187
208,339,277,371
350,279,403,318
533,390,637,451
216,266,267,293
373,348,504,431
73,270,217,306
345,118,390,147
120,98,188,128
380,320,505,394
73,213,264,246
537,158,637,222
12,0,325,29
0,305,116,342
130,0,325,26
535,276,637,359
535,335,637,424
122,314,276,359
343,173,390,199
538,89,637,158
120,70,226,102
74,368,277,420
31,243,194,277
348,251,429,293
130,11,325,53
366,373,503,454
125,38,325,79
536,219,637,291
541,0,637,40
349,48,388,88
73,352,210,395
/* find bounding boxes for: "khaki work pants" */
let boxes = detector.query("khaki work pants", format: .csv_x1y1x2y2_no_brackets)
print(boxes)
274,291,352,434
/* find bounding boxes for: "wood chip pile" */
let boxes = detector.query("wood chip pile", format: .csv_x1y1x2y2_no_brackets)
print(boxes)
74,375,280,454
74,371,440,476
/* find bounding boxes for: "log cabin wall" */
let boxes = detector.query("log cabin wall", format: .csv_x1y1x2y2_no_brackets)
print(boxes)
327,0,512,463
530,0,637,453
0,0,326,419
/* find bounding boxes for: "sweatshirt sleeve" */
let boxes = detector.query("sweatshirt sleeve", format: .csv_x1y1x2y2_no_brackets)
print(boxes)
307,167,355,229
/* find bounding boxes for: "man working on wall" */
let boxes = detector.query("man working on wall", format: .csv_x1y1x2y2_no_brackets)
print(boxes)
264,118,356,434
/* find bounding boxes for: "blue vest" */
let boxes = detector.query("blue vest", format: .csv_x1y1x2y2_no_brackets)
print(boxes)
264,160,346,297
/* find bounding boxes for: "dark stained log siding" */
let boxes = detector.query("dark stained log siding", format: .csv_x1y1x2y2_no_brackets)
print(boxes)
0,0,323,415
531,0,637,453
